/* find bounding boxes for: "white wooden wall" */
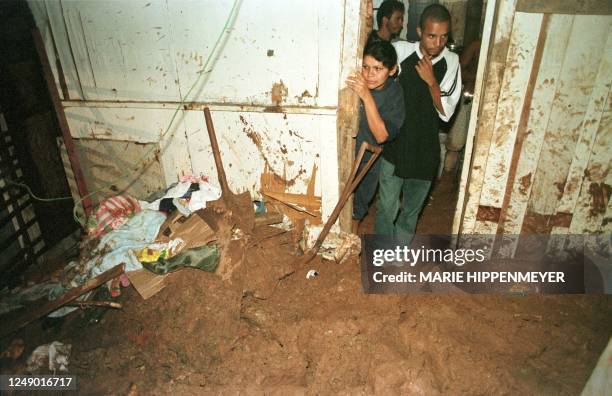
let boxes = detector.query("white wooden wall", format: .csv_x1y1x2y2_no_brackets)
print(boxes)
455,0,611,236
28,0,361,220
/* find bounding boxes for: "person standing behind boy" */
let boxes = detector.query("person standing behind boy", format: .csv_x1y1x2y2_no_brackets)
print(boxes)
346,41,405,234
367,0,405,45
374,4,461,241
444,38,481,172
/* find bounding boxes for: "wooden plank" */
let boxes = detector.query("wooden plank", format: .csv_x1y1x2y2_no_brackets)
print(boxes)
62,100,337,115
516,0,611,15
527,16,610,218
496,15,550,236
32,28,93,215
0,264,125,338
500,14,574,234
262,191,321,210
473,10,542,234
336,0,369,232
253,210,284,226
260,159,323,225
457,0,518,234
553,24,612,222
263,191,320,218
568,88,611,233
477,11,542,208
44,0,84,99
57,138,85,221
59,2,98,100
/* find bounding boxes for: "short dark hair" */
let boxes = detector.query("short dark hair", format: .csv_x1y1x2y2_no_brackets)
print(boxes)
363,40,397,70
419,4,451,29
376,0,405,28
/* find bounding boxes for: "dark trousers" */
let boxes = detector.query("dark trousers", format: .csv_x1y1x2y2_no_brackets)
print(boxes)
374,158,432,244
352,154,382,220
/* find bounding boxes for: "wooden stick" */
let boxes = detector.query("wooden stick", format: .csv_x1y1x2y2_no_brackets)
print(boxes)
0,264,125,338
303,142,381,262
67,301,123,309
262,192,318,217
32,28,92,215
203,108,231,197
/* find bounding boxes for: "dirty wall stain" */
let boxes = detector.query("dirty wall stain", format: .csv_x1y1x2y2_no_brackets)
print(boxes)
237,114,306,187
270,80,288,105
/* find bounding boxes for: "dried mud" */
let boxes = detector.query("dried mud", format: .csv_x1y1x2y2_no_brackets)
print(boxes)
1,175,610,395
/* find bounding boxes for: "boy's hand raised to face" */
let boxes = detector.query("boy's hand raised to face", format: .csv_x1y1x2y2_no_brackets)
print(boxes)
415,55,445,116
415,55,437,88
346,72,372,101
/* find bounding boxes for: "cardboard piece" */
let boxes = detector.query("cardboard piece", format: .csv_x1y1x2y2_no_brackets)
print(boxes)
156,210,217,250
126,269,167,300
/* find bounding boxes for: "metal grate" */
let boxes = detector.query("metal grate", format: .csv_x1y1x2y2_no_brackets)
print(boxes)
0,110,45,286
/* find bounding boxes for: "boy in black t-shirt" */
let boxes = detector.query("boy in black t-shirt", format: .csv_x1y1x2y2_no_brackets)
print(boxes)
375,4,461,242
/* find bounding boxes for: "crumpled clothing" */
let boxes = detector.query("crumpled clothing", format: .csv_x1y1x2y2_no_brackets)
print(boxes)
86,195,141,238
88,210,167,277
47,210,166,318
139,181,221,215
142,244,220,275
0,211,165,319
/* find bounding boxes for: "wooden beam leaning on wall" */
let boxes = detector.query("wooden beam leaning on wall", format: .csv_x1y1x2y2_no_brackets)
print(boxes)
495,14,550,235
454,0,516,234
31,28,93,215
336,0,372,232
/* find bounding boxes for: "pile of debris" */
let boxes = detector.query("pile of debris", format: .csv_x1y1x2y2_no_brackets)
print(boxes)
0,108,363,353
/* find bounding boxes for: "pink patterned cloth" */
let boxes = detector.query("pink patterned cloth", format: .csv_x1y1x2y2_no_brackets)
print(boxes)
87,195,141,238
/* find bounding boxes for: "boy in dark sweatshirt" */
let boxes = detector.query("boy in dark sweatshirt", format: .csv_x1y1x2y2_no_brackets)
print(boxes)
346,41,405,234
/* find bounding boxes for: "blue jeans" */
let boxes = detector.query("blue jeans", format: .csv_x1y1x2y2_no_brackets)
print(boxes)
374,158,432,243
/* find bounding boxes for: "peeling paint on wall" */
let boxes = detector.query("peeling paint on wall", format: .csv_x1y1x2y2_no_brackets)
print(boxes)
270,80,288,105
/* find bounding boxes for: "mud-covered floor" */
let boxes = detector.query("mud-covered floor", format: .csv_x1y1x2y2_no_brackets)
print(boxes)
2,173,611,395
